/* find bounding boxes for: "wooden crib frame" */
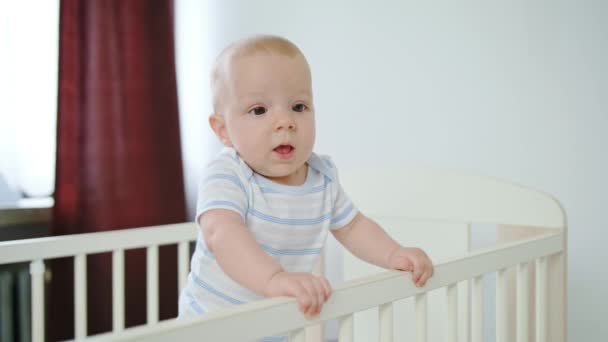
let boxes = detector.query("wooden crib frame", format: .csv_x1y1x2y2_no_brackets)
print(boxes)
0,167,567,341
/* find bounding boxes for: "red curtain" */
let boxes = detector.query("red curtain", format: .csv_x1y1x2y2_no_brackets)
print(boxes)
50,0,186,340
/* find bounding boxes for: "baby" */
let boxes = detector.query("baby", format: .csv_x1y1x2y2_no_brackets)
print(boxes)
179,35,433,323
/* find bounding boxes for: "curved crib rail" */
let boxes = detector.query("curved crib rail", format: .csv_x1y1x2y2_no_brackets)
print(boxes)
81,231,564,342
0,224,565,342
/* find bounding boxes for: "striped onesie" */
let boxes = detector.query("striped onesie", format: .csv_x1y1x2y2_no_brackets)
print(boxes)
178,148,358,338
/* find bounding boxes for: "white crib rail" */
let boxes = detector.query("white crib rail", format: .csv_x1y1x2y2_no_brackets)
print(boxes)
78,230,563,342
0,223,565,341
0,222,198,342
0,223,197,265
0,167,568,341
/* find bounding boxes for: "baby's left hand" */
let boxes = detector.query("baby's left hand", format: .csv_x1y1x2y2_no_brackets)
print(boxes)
387,247,434,287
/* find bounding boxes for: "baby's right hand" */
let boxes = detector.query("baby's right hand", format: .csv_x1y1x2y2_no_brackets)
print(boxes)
264,272,332,318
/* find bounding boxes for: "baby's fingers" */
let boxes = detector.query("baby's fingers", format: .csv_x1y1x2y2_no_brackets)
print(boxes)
321,277,332,301
294,284,313,315
412,259,424,285
300,281,319,318
416,262,434,287
314,278,327,316
416,269,431,287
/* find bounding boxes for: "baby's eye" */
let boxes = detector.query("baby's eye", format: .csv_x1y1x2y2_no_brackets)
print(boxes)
248,106,267,115
292,103,307,112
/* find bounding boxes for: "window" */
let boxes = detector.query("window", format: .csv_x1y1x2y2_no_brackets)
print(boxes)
0,1,59,200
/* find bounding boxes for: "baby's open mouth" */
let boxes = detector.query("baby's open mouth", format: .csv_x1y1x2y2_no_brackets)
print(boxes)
273,144,294,158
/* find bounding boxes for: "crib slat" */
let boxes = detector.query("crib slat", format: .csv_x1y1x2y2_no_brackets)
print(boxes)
462,280,470,342
415,293,427,342
30,260,44,342
379,302,393,342
289,328,306,342
471,275,483,342
517,262,529,342
496,268,508,342
178,241,189,296
306,252,325,342
536,257,548,342
113,249,125,332
147,245,159,324
338,314,354,342
75,254,87,339
447,283,458,342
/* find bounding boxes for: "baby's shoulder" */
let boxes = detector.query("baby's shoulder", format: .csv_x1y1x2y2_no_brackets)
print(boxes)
202,148,252,179
308,153,338,182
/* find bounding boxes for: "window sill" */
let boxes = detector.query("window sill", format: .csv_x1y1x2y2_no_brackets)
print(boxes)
0,197,53,241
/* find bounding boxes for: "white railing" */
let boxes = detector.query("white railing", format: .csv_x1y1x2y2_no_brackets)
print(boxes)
0,223,565,342
0,222,198,342
82,230,563,342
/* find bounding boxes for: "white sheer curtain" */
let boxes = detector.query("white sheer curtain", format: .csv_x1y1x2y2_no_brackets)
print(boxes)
174,0,224,218
0,1,59,199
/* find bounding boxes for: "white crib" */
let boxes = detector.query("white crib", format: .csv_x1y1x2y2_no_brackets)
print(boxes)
0,167,567,342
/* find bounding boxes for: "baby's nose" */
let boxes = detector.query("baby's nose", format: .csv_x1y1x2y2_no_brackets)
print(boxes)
274,112,296,131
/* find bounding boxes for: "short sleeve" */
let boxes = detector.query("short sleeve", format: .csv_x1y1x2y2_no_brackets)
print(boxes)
323,157,359,231
195,159,249,224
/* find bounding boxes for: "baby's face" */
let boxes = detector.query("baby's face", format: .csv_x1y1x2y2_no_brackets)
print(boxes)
216,52,315,185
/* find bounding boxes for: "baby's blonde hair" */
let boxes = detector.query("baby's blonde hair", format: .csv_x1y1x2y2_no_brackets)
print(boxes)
210,35,309,113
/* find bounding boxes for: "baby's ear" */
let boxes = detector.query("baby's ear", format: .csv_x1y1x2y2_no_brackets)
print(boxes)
209,113,233,147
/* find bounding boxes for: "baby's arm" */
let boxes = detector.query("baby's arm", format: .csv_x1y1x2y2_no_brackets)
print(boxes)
201,209,331,317
332,213,434,287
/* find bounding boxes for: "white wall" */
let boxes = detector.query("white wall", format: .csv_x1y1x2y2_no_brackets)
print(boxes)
175,1,608,340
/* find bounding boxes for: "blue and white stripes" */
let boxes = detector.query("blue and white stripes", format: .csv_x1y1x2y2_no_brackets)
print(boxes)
179,147,358,319
203,173,248,195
